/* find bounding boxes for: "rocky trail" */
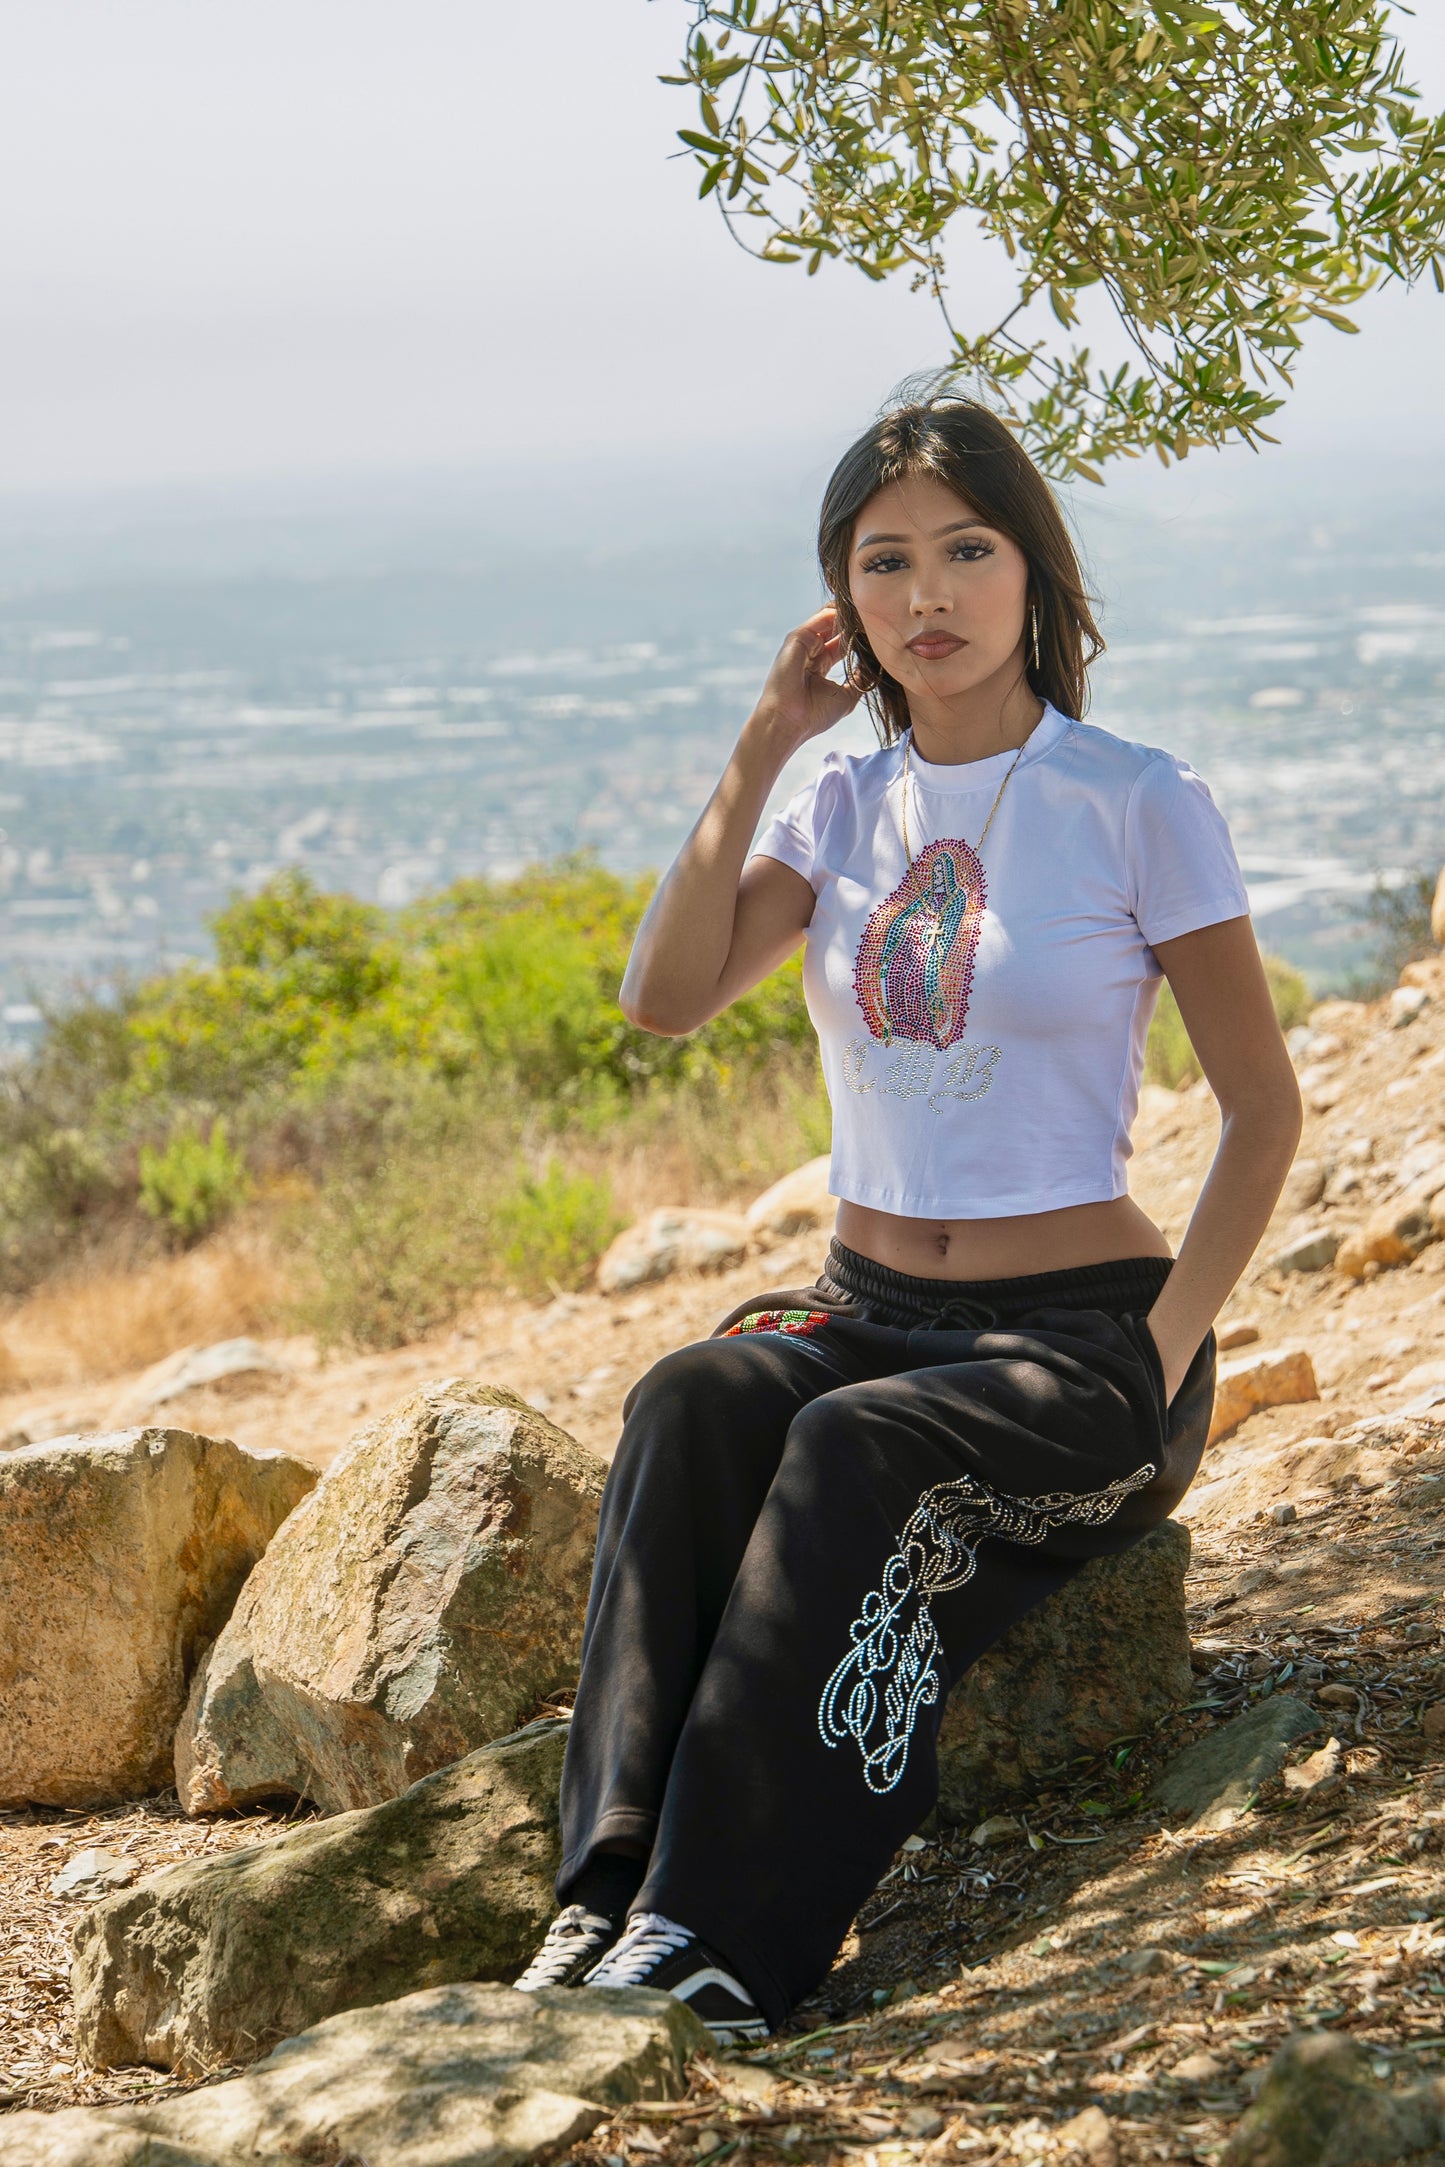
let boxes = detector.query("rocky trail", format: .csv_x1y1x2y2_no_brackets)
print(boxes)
3,951,1445,2163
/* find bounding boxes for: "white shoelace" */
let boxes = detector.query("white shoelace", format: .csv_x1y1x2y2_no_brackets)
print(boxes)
585,1910,695,1987
514,1904,615,1989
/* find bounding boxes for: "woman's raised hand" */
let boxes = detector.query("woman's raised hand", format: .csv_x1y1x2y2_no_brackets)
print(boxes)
753,606,861,750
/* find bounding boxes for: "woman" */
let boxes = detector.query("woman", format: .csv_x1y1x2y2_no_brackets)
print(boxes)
513,393,1303,2043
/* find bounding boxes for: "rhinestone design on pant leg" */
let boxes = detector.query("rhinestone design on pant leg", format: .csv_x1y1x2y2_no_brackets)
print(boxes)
818,1460,1156,1795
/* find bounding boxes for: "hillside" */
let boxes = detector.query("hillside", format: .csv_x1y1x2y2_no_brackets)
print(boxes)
3,948,1445,2161
2,951,1441,1474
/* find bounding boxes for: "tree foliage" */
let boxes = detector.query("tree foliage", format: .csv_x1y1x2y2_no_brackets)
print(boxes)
668,0,1445,475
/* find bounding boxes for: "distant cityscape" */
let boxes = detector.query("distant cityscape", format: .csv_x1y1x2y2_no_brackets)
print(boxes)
1,462,1442,1055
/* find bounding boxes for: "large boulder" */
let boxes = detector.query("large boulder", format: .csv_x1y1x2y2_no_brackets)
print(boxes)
1208,1346,1318,1444
934,1522,1191,1827
0,1981,706,2167
75,1719,568,2076
744,1156,835,1243
596,1208,749,1294
174,1382,604,1815
1223,2030,1444,2166
1153,1695,1321,1833
0,1429,314,1809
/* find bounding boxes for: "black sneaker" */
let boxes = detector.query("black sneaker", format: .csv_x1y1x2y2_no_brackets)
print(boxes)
513,1904,621,1991
582,1909,770,2044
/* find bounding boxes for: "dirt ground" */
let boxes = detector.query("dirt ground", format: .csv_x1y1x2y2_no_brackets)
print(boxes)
6,1431,1445,2157
3,958,1445,2156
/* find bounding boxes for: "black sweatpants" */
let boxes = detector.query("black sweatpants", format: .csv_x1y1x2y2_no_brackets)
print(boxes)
556,1238,1217,2030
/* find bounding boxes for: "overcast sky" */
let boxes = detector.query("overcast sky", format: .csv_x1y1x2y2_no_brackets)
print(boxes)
0,1,1441,495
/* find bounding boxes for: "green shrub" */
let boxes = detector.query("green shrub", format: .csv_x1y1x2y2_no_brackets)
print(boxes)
1144,949,1313,1089
1343,869,1438,998
286,1080,504,1350
1144,983,1198,1089
138,1120,250,1244
491,1160,624,1293
1263,953,1312,1033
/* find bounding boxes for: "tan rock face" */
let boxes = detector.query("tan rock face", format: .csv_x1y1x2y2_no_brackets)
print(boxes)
174,1382,604,1815
596,1208,750,1294
76,1719,570,2076
744,1156,835,1243
1335,1190,1441,1278
1208,1347,1319,1445
5,1980,706,2167
0,1429,315,1809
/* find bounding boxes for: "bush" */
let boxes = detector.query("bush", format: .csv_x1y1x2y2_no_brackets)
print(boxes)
138,1120,250,1244
1342,869,1438,998
1143,949,1312,1089
491,1160,624,1294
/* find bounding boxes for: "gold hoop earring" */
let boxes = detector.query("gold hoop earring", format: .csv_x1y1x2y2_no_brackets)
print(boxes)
1029,604,1041,673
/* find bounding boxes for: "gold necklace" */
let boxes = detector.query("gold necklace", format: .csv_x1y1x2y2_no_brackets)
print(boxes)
899,728,1030,891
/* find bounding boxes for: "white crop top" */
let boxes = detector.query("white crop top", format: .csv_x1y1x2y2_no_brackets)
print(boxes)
752,701,1250,1219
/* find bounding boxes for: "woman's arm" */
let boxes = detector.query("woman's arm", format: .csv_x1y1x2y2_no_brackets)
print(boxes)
1142,915,1305,1406
620,606,859,1036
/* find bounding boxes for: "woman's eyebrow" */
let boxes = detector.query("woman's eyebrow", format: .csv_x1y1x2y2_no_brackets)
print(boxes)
855,518,989,549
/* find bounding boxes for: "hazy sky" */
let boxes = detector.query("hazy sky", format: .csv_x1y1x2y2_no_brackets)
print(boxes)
1,1,1442,493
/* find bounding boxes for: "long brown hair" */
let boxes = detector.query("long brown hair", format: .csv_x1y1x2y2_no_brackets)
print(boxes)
817,390,1104,743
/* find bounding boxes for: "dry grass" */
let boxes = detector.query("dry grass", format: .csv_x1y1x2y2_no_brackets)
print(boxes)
0,1231,291,1391
573,1067,831,1225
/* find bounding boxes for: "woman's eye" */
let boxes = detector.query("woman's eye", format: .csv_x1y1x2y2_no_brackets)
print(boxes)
952,541,994,562
861,553,906,574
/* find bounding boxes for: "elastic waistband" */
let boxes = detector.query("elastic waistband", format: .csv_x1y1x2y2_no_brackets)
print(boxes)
821,1237,1173,1329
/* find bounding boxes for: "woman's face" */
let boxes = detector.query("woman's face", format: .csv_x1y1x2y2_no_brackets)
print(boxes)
848,474,1032,707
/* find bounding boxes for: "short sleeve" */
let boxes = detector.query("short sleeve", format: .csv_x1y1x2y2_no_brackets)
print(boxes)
1125,752,1250,947
752,755,839,891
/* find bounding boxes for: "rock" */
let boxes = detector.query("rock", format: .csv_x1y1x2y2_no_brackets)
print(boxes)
1270,1502,1297,1526
114,1340,289,1422
1278,1159,1326,1214
2,1981,706,2167
1222,2029,1443,2166
75,1718,568,2075
1153,1695,1321,1831
1171,2051,1227,2087
712,2062,784,2109
1423,1703,1445,1744
1053,2105,1118,2165
596,1209,750,1295
1267,1228,1339,1276
1282,1737,1344,1807
969,1815,1022,1849
0,1429,314,1809
1119,1947,1172,1977
49,1849,138,1901
1317,1683,1359,1710
1390,984,1430,1027
1335,1192,1440,1278
1208,1348,1319,1445
1218,1320,1261,1351
175,1383,603,1816
744,1156,834,1243
1433,866,1445,949
935,1523,1191,1827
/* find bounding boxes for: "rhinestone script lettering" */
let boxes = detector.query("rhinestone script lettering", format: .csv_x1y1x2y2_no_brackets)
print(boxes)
843,1036,1002,1112
817,1461,1157,1795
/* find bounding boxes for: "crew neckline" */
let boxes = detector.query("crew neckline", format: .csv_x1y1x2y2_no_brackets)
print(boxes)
898,701,1070,793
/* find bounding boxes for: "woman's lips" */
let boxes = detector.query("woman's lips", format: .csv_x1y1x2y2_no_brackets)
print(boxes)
906,634,966,659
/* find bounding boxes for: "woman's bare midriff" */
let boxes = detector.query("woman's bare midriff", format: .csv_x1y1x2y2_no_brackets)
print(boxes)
835,1193,1173,1282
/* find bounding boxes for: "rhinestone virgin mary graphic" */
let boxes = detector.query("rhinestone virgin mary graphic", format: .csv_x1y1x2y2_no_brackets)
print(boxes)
853,837,987,1049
